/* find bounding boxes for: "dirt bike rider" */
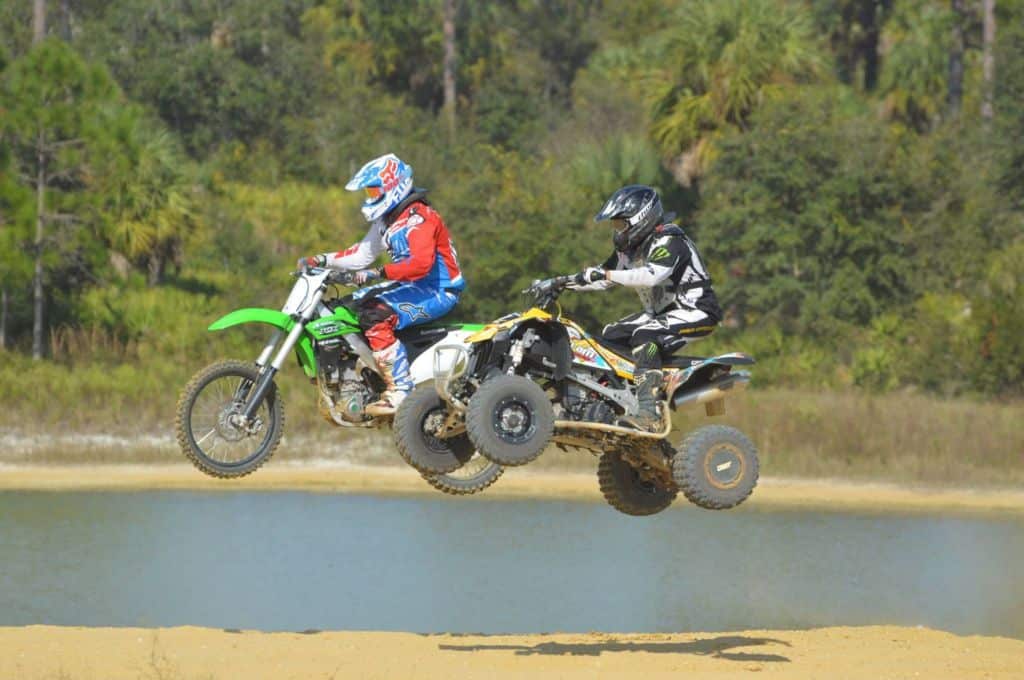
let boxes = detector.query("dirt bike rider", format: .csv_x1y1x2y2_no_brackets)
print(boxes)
565,184,722,432
299,153,465,416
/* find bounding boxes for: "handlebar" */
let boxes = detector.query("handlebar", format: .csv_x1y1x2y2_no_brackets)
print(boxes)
292,265,358,286
522,275,573,308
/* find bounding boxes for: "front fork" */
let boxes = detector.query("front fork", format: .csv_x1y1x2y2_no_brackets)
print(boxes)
240,288,326,421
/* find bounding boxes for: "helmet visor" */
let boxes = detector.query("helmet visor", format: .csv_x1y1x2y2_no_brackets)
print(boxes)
363,185,384,201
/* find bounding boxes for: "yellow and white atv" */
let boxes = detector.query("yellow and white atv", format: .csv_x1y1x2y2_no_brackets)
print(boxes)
394,275,759,516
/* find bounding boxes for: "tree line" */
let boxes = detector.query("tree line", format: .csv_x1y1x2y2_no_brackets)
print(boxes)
0,0,1021,396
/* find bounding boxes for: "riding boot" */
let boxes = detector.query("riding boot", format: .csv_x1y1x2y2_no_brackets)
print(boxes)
366,340,414,416
618,369,664,432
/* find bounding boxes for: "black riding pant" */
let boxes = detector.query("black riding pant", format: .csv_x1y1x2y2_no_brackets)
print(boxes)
602,307,717,370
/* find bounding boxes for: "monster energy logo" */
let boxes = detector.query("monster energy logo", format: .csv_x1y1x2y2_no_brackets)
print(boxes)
633,343,659,358
650,246,670,261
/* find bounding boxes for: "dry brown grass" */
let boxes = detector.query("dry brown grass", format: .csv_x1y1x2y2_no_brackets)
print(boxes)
1,375,1020,487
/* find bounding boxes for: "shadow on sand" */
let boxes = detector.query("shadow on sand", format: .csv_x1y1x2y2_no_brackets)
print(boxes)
438,634,792,662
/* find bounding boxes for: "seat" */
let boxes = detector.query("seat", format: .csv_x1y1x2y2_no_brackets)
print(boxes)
590,333,706,368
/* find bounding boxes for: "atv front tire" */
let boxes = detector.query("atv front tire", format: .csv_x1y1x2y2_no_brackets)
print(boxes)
598,449,678,516
466,374,554,466
672,425,759,510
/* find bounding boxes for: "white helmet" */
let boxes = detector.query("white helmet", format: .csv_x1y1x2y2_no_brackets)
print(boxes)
345,153,414,222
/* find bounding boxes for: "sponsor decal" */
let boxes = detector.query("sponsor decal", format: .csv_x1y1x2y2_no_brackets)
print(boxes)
571,339,610,369
397,302,430,322
314,322,340,335
379,158,400,191
650,246,670,261
630,199,652,226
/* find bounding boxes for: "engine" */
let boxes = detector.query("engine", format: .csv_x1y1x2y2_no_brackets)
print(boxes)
316,342,373,425
560,376,617,424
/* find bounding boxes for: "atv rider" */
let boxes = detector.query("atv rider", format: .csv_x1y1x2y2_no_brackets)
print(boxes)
300,153,465,416
566,184,721,431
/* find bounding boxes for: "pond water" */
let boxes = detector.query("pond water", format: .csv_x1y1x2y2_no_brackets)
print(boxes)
0,490,1021,637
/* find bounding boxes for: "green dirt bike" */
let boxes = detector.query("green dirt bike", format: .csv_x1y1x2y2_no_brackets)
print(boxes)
394,274,759,516
175,265,503,495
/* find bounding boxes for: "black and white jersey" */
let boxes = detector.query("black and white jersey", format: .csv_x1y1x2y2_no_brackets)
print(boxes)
573,224,721,318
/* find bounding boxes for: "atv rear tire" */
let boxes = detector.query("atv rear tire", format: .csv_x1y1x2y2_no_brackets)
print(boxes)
394,385,476,474
673,425,759,510
421,453,504,495
598,449,678,516
175,360,284,478
466,374,554,466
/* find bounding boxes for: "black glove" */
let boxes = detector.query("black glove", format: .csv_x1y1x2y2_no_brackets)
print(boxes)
573,266,606,286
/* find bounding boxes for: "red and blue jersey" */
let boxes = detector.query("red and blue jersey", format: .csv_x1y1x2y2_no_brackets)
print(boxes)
381,201,464,292
319,198,464,293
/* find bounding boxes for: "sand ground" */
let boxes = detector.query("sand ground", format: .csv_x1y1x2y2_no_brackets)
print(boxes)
2,464,1022,679
1,624,1022,679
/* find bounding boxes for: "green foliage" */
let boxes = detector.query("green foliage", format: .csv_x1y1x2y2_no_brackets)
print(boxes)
699,86,915,331
878,0,952,129
646,0,827,177
0,0,1022,401
970,243,1024,394
76,0,327,156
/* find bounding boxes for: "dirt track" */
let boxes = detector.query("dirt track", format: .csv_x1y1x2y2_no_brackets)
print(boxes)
1,625,1022,679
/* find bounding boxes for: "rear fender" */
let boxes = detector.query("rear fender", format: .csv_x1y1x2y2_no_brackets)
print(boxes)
665,352,755,401
208,307,317,378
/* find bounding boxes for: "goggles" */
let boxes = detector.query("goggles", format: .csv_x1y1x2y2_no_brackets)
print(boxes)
363,185,384,201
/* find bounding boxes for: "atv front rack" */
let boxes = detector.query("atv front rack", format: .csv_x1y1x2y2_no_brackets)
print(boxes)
432,344,471,410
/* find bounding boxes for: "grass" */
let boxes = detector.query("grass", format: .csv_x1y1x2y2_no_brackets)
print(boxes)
1,350,1021,487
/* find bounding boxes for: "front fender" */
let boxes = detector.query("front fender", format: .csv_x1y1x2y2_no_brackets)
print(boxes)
208,307,317,378
209,307,295,332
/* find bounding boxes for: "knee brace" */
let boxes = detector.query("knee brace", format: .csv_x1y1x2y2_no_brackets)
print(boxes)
357,299,398,351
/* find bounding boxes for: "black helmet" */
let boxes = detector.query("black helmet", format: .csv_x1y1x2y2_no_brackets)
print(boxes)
594,185,664,253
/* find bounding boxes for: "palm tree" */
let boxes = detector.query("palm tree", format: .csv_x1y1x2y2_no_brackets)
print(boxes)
878,1,948,131
646,0,825,185
102,119,193,286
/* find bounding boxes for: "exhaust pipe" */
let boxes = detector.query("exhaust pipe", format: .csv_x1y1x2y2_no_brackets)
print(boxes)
670,371,751,411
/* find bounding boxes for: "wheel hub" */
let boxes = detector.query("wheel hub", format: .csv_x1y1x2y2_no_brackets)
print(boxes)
704,442,745,489
218,406,263,441
423,409,446,437
493,398,534,444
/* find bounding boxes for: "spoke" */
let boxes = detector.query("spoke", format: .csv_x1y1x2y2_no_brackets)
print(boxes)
195,428,217,446
188,371,274,466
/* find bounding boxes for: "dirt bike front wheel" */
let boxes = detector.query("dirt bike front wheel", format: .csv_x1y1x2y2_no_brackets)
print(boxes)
175,360,285,478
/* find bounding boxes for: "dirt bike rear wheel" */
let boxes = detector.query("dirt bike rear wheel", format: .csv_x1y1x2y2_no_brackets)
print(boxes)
597,448,678,516
175,360,284,478
421,452,504,495
394,386,476,474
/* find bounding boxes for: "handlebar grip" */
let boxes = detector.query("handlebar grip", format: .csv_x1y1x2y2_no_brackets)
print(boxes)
326,270,357,286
